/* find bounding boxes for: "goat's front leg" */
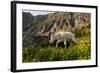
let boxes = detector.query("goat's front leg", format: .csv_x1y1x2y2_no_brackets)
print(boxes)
56,40,60,48
64,41,66,48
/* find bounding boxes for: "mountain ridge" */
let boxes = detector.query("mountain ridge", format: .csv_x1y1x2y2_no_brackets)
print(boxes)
22,11,91,48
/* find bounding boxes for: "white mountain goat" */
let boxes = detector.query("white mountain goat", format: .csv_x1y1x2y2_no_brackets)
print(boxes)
50,31,76,48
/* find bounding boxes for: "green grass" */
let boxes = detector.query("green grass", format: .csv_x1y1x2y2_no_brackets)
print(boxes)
22,35,91,63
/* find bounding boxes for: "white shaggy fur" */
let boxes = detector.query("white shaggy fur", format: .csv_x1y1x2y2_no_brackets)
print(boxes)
50,31,76,48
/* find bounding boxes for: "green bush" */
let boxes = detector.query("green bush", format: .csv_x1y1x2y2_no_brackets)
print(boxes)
23,35,91,62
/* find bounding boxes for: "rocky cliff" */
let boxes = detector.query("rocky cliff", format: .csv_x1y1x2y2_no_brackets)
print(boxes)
22,12,91,48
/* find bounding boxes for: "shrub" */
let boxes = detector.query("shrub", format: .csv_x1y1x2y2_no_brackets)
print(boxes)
23,35,91,62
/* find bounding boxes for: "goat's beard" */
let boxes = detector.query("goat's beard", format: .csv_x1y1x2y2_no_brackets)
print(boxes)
50,39,54,44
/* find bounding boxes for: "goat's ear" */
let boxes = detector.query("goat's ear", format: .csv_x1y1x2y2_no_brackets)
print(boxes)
48,32,54,36
48,32,51,37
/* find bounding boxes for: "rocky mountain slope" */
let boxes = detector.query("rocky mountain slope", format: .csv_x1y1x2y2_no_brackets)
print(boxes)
22,11,91,48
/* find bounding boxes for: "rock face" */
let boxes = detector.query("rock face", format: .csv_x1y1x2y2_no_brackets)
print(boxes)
23,12,33,32
23,34,50,48
22,12,91,48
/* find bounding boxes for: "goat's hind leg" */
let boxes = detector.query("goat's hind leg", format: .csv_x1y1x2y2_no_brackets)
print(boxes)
64,41,67,48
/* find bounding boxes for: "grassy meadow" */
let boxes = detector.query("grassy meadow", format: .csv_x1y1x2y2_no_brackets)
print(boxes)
23,34,91,62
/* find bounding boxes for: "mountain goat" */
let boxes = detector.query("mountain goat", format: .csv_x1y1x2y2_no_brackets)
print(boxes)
50,31,76,48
